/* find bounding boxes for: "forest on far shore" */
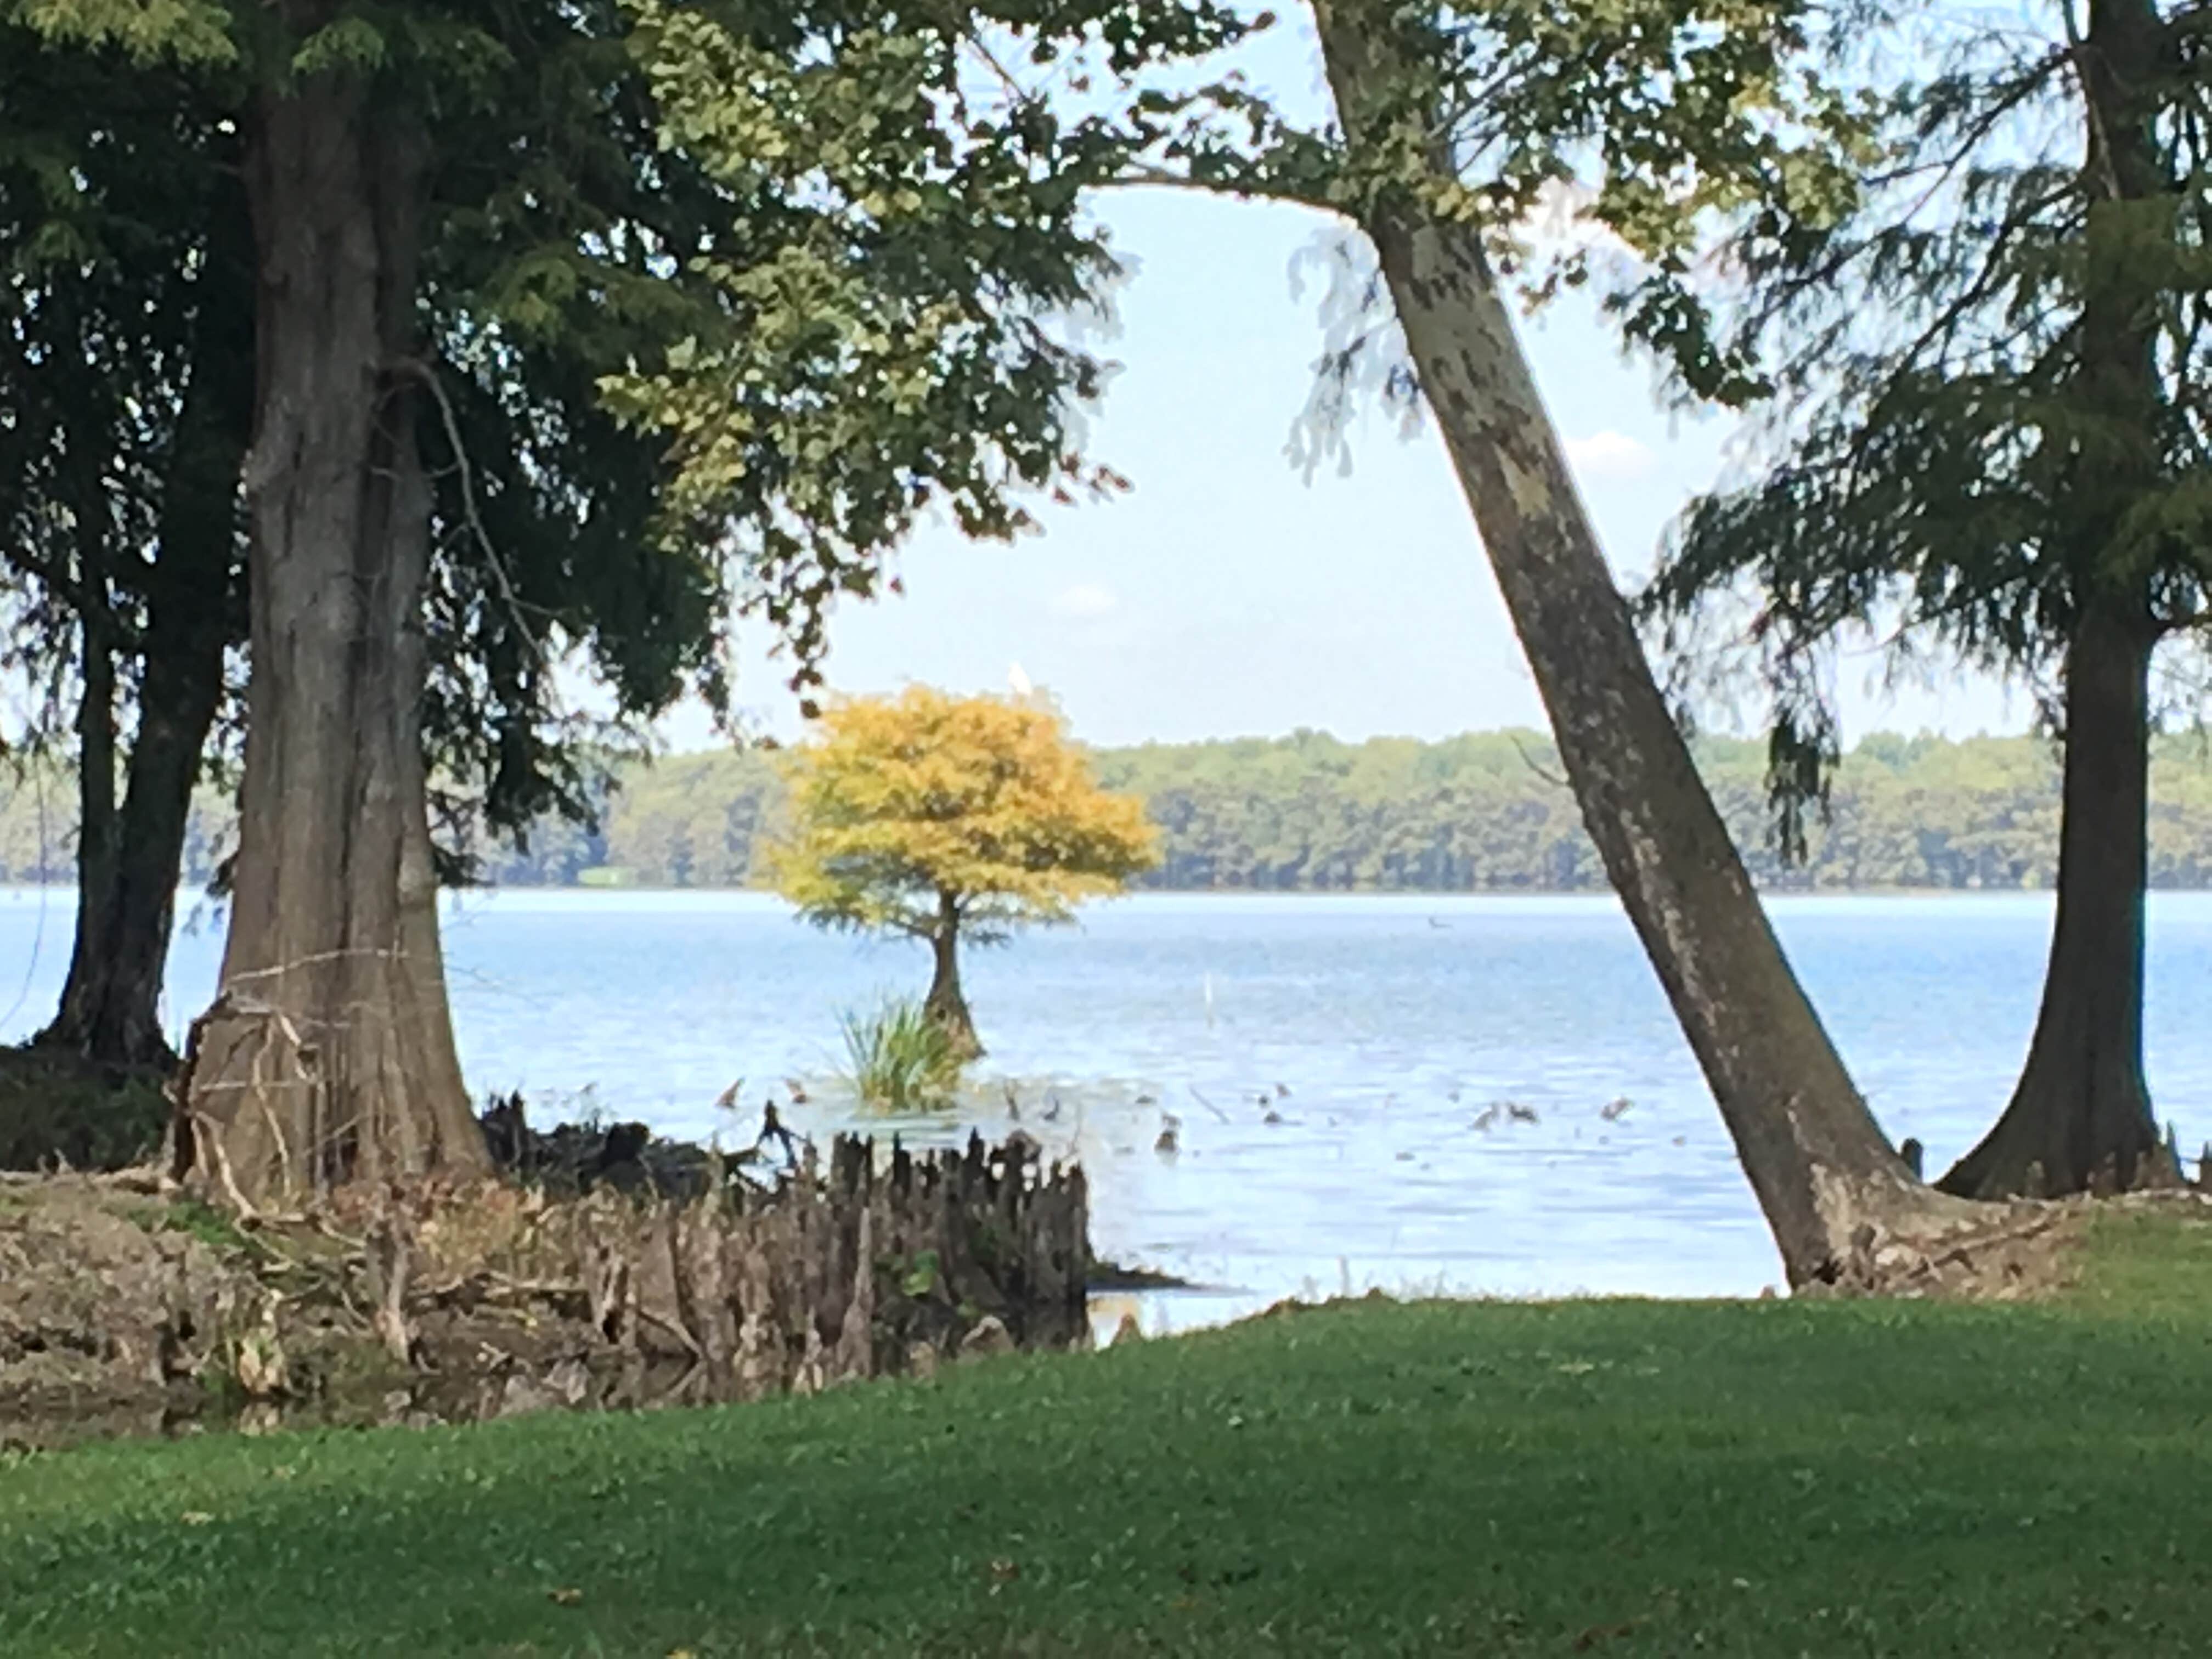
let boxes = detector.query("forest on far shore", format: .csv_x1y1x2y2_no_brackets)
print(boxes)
7,726,2212,895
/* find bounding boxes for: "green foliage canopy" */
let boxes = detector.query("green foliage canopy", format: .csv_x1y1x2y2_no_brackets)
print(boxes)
1637,3,2212,823
3,0,1271,871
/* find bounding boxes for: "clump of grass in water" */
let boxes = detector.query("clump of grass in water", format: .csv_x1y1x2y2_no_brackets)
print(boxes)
838,996,966,1111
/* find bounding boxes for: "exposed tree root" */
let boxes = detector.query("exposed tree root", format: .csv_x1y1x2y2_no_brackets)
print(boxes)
3,1127,1088,1449
1803,1186,2212,1301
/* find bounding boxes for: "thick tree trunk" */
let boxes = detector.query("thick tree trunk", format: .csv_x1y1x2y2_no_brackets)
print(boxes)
1940,603,2169,1197
1313,1,1976,1285
1941,0,2175,1199
924,897,983,1059
178,73,487,1206
38,187,250,1072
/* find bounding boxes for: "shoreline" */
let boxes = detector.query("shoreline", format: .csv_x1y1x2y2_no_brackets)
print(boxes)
12,883,2212,902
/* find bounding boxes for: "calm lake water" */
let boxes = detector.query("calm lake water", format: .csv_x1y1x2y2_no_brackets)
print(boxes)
4,887,2209,1330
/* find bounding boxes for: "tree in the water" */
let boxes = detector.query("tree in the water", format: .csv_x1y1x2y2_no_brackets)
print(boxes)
770,689,1158,1056
1271,0,1985,1284
13,0,1256,1206
1638,0,2209,1198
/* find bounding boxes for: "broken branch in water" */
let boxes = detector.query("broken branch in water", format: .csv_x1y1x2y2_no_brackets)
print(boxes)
1188,1087,1231,1125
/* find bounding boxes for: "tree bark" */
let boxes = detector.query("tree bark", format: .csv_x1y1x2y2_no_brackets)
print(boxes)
178,71,487,1206
1940,0,2176,1198
36,621,221,1070
37,181,251,1072
1940,603,2169,1197
40,592,232,1070
1312,0,1976,1286
923,894,983,1059
50,616,119,1049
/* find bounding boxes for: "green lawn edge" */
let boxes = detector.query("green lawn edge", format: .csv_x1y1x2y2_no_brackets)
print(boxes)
3,1206,2209,1657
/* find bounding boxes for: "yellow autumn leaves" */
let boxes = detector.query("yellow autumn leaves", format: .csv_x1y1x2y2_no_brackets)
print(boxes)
768,686,1159,944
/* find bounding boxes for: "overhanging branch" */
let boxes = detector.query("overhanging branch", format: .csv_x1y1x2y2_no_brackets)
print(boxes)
383,355,552,672
1104,162,1341,215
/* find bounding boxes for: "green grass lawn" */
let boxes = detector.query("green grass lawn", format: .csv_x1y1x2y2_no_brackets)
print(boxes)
4,1211,2211,1657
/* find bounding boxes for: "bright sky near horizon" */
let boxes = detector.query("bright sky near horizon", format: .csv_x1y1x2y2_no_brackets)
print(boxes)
657,12,2033,756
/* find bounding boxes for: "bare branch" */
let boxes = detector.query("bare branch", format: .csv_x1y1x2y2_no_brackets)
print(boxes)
1508,731,1570,790
385,356,550,669
1106,162,1340,214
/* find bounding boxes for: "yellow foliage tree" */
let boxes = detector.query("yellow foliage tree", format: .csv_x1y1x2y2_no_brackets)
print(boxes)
770,687,1159,1055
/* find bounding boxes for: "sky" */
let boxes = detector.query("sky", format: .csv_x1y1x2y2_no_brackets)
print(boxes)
655,12,2033,755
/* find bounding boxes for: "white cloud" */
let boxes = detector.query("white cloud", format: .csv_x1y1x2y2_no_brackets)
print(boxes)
1564,430,1656,484
1048,582,1120,620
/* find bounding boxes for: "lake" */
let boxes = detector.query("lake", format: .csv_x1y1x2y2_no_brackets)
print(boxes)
4,887,2208,1331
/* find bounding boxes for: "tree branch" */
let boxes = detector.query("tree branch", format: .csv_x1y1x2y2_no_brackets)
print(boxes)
1104,162,1340,215
1508,731,1570,790
0,544,143,653
383,356,550,668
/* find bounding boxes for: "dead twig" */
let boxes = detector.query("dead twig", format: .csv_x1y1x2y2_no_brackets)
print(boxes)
1508,731,1571,790
637,1305,706,1359
1188,1087,1231,1125
189,1110,261,1223
366,1211,414,1363
386,356,550,667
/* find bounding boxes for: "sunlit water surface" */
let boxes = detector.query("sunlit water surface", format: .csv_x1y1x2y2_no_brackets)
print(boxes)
5,887,2207,1334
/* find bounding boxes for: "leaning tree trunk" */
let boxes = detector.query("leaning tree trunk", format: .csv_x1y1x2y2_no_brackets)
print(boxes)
1941,603,2169,1197
39,184,251,1073
177,71,487,1207
1313,0,1977,1285
924,898,984,1059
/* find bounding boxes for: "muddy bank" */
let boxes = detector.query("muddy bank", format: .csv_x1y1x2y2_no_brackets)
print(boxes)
2,1113,1092,1451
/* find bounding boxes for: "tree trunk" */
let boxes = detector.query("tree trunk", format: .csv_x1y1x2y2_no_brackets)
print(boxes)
39,596,232,1070
1940,603,2169,1197
1940,0,2175,1199
923,894,983,1059
1312,0,1976,1286
177,71,487,1206
38,182,251,1072
50,616,119,1048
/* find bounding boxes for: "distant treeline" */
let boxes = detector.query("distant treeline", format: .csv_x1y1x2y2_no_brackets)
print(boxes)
8,728,2212,893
